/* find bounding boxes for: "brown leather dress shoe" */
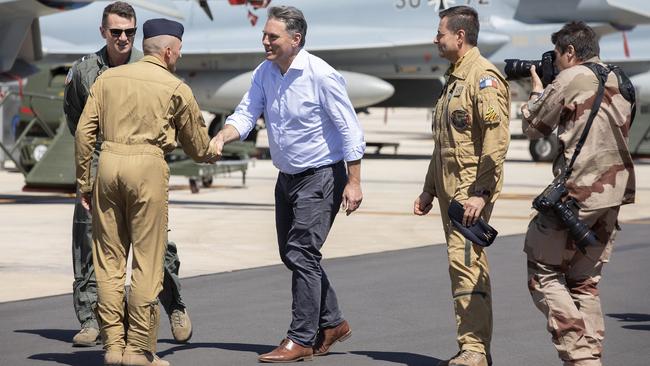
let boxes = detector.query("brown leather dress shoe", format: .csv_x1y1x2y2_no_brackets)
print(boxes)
313,320,352,356
258,338,313,363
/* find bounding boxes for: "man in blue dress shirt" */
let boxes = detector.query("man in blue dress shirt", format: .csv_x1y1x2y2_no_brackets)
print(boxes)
211,5,365,363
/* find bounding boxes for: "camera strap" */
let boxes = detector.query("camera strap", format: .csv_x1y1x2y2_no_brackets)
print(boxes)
563,62,609,180
609,64,637,126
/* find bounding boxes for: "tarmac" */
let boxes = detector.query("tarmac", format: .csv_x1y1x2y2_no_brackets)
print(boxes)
1,108,649,365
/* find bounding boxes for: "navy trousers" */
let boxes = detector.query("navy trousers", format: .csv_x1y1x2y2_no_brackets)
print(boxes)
274,161,347,346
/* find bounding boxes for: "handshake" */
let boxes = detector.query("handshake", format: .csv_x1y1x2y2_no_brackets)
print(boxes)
205,135,225,164
205,124,241,164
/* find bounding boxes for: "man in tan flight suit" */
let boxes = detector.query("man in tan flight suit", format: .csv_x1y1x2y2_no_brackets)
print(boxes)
75,18,217,366
521,22,635,366
64,2,192,347
413,6,510,366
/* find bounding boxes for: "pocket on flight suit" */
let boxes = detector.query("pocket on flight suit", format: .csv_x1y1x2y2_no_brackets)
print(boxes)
524,211,571,266
449,117,479,201
581,207,620,263
595,227,616,263
147,300,160,352
447,84,471,135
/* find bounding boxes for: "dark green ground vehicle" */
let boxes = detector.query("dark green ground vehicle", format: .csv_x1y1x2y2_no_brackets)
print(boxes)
2,65,257,193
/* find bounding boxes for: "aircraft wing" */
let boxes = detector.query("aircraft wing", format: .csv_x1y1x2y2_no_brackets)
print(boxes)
42,25,436,57
0,0,193,75
0,0,90,74
36,0,650,111
515,0,650,26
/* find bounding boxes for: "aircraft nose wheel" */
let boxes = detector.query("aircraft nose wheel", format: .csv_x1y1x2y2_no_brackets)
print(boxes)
189,178,199,194
529,137,558,162
201,176,213,188
188,176,214,194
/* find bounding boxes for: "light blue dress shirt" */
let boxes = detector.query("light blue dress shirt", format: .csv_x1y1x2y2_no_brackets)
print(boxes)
225,49,365,175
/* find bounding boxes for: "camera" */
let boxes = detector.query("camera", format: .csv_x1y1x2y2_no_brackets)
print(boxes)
504,50,558,87
532,178,599,252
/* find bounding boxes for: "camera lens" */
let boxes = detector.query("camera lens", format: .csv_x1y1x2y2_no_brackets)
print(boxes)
504,59,543,80
553,202,600,248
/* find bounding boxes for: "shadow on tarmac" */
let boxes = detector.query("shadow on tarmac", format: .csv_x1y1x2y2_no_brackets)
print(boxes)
607,313,650,331
608,313,650,322
2,225,649,366
157,339,276,357
28,350,102,366
15,329,78,343
351,350,441,366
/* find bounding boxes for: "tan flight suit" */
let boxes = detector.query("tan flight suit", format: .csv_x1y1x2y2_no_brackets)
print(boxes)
75,55,216,354
423,47,510,355
522,58,635,366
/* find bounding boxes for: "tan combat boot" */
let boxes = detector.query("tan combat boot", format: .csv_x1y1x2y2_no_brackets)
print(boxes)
439,350,487,366
169,308,192,343
72,323,100,347
122,351,170,366
103,349,122,366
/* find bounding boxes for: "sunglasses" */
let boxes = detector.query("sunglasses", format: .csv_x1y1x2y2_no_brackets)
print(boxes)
108,27,137,37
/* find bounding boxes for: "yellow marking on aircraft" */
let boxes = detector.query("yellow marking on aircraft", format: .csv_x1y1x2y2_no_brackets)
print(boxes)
511,36,529,46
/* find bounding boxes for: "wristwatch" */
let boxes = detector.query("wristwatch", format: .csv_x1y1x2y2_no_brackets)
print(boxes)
474,189,491,198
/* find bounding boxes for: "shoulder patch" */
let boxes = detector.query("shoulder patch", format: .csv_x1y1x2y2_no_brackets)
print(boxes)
65,67,74,85
479,75,498,90
484,105,499,123
450,109,470,130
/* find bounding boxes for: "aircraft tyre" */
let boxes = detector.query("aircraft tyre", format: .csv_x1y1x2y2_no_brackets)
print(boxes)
529,136,558,162
201,176,213,188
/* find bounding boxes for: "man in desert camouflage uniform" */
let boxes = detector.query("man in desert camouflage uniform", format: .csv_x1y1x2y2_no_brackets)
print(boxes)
413,6,510,366
521,21,635,366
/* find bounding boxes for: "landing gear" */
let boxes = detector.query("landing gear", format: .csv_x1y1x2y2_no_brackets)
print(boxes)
188,175,213,193
529,136,558,162
189,178,199,194
201,176,213,188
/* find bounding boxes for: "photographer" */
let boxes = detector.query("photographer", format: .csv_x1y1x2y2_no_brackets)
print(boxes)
521,21,635,366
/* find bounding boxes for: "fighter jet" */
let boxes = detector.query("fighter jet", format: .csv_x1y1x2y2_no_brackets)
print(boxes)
6,0,650,111
0,0,86,77
34,0,650,160
0,0,197,77
0,0,214,176
3,0,650,191
37,0,650,109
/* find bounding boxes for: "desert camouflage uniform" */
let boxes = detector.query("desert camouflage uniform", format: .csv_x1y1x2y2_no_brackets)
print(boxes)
522,57,635,366
75,55,216,354
423,47,510,356
64,46,187,333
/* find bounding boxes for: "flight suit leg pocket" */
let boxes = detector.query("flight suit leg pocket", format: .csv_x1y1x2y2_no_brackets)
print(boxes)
584,208,619,263
147,300,160,353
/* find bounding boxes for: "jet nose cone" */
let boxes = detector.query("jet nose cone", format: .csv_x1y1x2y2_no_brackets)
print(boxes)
338,71,395,108
631,70,650,100
186,70,395,111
